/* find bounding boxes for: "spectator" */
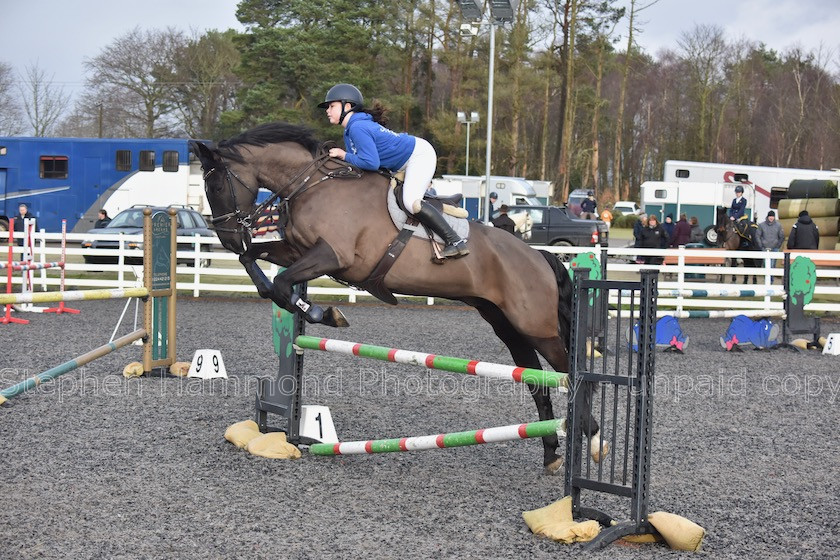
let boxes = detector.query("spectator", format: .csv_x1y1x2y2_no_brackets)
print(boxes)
13,203,35,246
638,214,667,264
786,210,819,250
662,213,675,239
633,212,647,248
757,210,785,252
669,213,691,247
580,190,597,219
600,206,613,229
491,204,516,235
689,216,704,244
95,209,112,229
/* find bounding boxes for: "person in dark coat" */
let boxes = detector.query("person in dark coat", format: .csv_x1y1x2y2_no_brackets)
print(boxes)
669,213,691,247
638,214,667,264
662,213,675,239
689,216,704,244
491,204,516,235
787,210,820,250
632,213,647,247
580,190,597,219
95,209,112,229
13,203,35,246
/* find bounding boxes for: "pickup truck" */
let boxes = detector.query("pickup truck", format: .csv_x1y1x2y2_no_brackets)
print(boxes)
499,205,609,248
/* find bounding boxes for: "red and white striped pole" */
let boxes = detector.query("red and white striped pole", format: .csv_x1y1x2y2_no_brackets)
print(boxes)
45,219,79,314
1,219,27,324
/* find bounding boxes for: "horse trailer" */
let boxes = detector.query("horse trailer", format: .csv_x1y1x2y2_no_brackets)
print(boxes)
0,137,208,233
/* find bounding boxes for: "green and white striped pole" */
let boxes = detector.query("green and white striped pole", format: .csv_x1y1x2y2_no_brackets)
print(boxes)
310,418,566,456
294,336,568,389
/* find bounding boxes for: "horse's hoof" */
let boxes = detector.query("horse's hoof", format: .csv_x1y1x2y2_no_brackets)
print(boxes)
325,307,350,328
544,456,564,475
590,432,610,463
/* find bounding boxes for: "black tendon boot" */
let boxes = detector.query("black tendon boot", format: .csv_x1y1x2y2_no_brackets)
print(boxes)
414,201,470,259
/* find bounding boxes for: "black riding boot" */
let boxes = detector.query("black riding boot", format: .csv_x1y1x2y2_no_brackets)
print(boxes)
414,201,469,259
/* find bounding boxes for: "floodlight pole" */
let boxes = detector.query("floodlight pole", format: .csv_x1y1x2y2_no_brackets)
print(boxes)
483,21,496,224
465,120,472,176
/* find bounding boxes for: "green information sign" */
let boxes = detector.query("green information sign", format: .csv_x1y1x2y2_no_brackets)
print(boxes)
150,211,172,290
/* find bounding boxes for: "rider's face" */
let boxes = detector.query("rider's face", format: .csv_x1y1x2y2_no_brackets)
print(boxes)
326,101,350,126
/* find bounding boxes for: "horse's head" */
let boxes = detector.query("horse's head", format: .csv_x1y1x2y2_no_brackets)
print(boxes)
722,221,740,250
191,124,322,255
190,140,258,254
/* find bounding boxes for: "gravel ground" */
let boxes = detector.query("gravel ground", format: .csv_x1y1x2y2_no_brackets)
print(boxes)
2,297,839,559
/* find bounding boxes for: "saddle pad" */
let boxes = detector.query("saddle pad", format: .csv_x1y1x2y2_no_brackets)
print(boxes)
387,188,470,243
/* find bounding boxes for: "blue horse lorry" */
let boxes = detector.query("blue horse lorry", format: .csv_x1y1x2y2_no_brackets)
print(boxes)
0,137,209,233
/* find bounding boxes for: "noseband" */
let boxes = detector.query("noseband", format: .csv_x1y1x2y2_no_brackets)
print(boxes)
204,152,360,253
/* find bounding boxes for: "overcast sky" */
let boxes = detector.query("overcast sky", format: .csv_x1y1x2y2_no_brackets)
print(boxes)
1,0,838,105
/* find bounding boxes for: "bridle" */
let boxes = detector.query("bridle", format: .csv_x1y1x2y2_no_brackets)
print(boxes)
203,151,361,253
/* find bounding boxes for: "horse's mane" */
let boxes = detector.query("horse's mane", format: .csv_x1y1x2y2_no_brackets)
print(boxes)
216,122,321,162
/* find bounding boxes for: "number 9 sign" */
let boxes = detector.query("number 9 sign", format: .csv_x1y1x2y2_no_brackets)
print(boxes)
187,349,228,379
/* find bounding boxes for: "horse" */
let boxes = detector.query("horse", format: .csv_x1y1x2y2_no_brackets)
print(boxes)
190,122,602,473
723,219,760,284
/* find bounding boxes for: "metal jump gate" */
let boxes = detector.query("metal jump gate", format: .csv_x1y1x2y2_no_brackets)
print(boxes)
565,268,658,550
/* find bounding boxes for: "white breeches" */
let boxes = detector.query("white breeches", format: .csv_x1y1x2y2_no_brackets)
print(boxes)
399,137,437,214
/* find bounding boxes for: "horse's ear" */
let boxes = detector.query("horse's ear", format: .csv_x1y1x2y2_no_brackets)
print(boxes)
189,140,216,166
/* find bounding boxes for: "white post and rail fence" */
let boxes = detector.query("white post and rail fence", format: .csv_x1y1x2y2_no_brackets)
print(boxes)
3,229,840,316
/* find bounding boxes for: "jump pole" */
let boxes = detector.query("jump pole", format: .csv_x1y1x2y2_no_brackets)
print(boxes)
310,418,566,456
0,209,177,403
0,287,149,305
294,335,569,389
0,329,147,404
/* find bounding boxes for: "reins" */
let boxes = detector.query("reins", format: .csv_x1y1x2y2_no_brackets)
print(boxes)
206,149,361,252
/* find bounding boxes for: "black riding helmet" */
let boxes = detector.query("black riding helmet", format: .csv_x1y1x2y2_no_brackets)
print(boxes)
319,83,364,125
735,185,744,193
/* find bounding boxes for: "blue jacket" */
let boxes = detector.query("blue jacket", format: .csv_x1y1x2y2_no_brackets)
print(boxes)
343,113,416,172
730,196,747,220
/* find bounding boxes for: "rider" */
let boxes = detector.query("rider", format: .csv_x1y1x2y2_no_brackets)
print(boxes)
729,184,749,237
319,83,469,259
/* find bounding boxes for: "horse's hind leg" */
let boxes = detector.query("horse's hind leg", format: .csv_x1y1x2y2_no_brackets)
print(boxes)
473,302,563,474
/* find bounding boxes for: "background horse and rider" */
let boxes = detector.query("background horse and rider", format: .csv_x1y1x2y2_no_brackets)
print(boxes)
191,122,603,473
716,207,761,284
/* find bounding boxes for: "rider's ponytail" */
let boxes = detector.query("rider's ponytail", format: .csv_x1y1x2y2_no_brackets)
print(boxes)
358,100,389,127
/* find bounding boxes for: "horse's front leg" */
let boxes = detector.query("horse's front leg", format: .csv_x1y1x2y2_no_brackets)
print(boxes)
238,240,348,328
271,238,350,328
239,240,296,300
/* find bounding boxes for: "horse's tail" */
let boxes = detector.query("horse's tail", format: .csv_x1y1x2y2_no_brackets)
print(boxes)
539,250,573,351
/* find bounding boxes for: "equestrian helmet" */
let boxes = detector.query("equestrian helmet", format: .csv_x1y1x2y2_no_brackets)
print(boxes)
734,185,744,193
318,83,364,109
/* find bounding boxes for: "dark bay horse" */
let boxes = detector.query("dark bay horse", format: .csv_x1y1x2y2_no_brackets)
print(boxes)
190,123,600,473
723,219,760,284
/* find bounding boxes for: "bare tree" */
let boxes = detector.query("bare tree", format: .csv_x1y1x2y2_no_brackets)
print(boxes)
84,27,186,137
17,63,70,136
0,61,25,135
169,30,241,138
677,23,728,161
